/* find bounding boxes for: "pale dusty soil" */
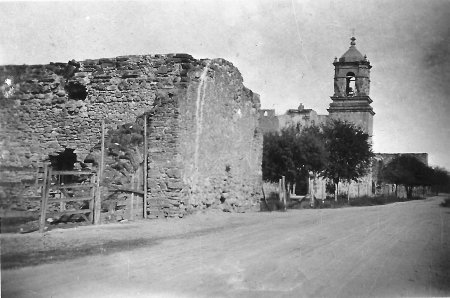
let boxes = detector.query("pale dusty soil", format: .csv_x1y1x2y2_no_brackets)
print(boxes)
1,195,450,298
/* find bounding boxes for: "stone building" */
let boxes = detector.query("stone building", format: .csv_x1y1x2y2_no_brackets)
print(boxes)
328,37,374,137
260,37,376,199
260,37,430,200
261,37,374,135
0,54,263,218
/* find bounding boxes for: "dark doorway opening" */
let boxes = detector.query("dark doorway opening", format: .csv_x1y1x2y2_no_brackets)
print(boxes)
49,148,77,183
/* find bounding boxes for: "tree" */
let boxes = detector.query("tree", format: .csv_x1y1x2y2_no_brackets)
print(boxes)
297,125,328,197
263,120,373,202
381,155,431,199
321,119,374,201
262,126,301,184
297,125,328,176
262,125,328,194
429,167,450,194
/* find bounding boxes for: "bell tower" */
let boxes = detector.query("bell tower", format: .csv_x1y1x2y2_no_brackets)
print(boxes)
328,37,374,136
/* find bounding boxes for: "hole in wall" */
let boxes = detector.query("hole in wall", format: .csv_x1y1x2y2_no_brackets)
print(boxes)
225,164,231,173
49,148,77,183
49,148,77,171
65,82,87,100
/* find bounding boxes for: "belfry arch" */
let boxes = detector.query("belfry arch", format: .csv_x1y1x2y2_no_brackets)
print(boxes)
346,72,356,96
328,36,374,136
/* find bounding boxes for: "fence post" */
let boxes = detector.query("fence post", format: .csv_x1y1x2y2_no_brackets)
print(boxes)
279,178,282,203
39,165,49,233
94,120,105,225
347,182,351,203
143,115,148,219
282,176,286,211
130,174,135,221
89,174,95,223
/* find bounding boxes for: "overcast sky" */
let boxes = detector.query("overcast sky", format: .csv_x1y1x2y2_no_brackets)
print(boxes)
1,0,449,169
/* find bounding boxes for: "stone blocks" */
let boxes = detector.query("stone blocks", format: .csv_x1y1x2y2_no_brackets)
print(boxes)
0,54,262,218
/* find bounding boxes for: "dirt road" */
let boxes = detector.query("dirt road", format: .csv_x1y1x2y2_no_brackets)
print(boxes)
2,195,450,297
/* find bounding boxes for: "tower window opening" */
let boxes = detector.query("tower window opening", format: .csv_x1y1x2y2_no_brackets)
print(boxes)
346,72,356,97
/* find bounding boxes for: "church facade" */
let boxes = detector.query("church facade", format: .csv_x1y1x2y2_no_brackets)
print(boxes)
260,37,426,199
261,37,374,136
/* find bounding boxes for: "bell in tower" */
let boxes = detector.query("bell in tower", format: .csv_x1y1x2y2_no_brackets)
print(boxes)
328,37,375,136
333,37,372,97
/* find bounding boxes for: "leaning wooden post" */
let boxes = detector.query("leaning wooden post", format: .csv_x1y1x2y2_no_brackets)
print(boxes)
143,114,148,219
39,165,49,233
94,120,105,225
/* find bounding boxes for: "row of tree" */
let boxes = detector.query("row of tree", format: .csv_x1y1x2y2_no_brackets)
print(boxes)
381,155,450,198
263,119,373,201
263,119,450,200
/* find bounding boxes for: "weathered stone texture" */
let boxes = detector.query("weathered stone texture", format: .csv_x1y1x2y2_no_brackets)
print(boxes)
0,54,262,217
147,59,262,217
0,56,165,169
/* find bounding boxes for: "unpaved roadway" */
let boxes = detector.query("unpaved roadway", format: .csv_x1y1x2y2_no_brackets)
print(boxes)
2,195,450,298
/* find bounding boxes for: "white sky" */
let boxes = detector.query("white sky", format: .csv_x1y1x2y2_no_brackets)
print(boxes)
1,0,449,169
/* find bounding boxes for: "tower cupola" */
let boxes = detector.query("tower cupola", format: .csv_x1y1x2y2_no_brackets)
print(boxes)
332,37,372,97
328,37,374,136
339,37,365,62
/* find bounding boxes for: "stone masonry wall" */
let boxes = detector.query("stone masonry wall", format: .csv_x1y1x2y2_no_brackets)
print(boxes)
0,54,262,217
0,56,170,171
147,59,262,217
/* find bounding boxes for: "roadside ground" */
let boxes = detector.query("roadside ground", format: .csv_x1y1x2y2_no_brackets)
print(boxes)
2,195,450,297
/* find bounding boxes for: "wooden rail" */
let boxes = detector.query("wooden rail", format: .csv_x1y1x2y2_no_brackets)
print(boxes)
52,183,96,189
39,166,99,233
52,170,93,175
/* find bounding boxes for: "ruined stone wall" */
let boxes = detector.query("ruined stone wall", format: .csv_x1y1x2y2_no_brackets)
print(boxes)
0,54,262,217
147,59,262,217
0,55,176,171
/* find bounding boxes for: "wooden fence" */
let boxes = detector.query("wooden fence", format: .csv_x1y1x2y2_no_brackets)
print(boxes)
39,165,100,233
